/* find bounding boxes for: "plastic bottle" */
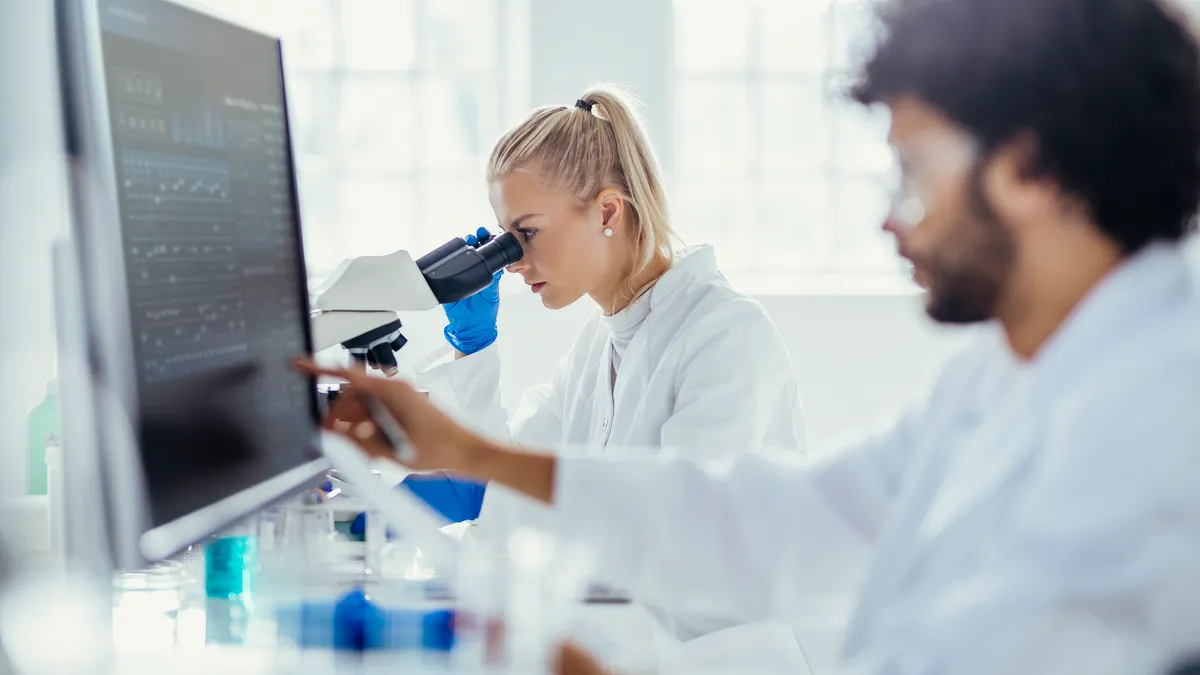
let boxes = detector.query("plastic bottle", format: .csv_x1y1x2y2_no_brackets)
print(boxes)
25,378,59,496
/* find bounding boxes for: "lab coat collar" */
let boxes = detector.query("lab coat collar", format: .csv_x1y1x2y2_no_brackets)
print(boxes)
1026,241,1193,398
647,245,719,311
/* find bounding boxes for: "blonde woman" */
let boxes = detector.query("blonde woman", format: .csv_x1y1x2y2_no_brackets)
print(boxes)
403,84,806,625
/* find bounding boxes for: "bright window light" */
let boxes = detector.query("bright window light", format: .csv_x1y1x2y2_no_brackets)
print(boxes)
673,0,904,286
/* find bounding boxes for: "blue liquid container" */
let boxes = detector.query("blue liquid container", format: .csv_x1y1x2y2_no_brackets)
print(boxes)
205,534,257,598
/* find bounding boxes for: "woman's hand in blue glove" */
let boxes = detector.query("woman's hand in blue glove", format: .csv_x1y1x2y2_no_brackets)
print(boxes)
443,228,503,356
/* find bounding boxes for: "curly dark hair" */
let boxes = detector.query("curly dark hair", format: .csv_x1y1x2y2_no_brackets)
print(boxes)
850,0,1200,252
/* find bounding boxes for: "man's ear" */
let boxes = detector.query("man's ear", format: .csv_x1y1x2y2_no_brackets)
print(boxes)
985,133,1059,228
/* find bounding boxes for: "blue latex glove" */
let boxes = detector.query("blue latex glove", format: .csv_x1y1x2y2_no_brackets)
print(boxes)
349,475,484,538
400,474,486,523
443,227,502,355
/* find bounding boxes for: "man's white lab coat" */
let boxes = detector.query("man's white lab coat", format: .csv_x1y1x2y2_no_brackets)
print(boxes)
552,242,1200,675
418,245,807,651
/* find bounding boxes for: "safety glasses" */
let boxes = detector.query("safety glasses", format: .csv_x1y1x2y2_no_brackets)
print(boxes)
884,131,980,230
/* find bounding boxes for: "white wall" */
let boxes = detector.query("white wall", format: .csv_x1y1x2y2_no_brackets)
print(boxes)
528,0,672,171
758,293,963,449
490,283,964,452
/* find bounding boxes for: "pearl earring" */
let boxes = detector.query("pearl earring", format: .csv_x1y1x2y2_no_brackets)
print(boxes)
603,227,614,237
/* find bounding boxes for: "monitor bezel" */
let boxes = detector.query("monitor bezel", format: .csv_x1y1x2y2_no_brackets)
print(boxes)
57,0,329,567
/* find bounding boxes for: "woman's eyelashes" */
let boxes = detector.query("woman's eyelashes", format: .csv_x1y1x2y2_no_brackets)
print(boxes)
516,227,537,242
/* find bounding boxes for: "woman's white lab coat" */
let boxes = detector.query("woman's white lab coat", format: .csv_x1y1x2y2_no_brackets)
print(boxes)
418,245,807,654
549,242,1200,675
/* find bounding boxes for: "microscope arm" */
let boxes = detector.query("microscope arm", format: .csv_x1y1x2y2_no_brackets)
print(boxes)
308,231,522,364
308,250,438,352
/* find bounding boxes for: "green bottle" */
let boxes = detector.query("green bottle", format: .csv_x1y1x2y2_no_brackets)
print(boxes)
25,379,60,496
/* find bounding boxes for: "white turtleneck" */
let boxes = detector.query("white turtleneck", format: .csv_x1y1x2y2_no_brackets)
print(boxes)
602,290,653,386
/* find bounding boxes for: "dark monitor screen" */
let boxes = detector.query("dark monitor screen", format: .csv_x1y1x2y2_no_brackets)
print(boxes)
92,0,320,532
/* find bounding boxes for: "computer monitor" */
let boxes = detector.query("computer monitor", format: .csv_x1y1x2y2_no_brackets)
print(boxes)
56,0,328,567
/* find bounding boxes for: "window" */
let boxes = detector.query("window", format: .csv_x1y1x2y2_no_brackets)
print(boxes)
673,0,904,287
178,0,903,288
177,0,508,281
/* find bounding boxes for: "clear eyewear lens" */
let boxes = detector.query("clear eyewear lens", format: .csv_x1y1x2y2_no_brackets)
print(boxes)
884,132,979,230
890,195,927,230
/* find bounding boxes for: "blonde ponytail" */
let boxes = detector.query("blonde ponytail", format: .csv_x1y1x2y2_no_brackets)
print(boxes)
487,84,676,303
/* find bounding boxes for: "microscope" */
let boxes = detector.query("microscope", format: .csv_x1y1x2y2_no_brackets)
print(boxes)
309,229,523,376
306,229,523,557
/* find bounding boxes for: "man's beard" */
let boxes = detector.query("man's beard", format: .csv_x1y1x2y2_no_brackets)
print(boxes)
922,166,1017,324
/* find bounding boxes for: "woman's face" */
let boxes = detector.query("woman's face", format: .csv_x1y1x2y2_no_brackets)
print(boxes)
489,171,623,310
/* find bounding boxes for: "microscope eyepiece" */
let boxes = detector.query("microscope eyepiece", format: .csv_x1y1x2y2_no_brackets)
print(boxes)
478,231,523,273
417,229,525,303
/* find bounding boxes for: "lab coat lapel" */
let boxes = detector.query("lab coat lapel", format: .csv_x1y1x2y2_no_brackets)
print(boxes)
916,375,1037,540
840,404,972,655
594,338,616,447
609,319,654,422
606,253,694,446
843,358,1037,657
